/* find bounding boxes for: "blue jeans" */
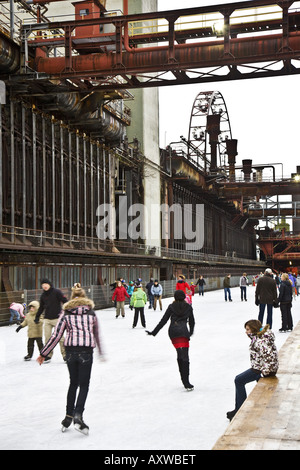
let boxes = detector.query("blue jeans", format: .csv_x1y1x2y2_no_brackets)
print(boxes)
240,286,247,300
258,303,273,329
224,287,231,301
148,293,154,308
9,308,20,324
199,286,204,296
235,368,261,411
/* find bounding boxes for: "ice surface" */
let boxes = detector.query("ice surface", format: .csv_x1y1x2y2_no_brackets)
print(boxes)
0,285,299,450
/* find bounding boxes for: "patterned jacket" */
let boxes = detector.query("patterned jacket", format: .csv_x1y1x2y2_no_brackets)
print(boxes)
248,326,278,376
40,297,102,357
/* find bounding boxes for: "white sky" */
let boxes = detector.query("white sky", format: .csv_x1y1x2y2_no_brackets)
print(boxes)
157,0,299,179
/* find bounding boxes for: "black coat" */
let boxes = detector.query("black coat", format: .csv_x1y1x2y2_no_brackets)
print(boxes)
151,301,195,340
255,274,277,305
278,280,293,304
35,286,68,321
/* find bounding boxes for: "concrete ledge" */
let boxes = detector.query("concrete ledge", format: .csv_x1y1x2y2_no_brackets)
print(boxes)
213,322,300,450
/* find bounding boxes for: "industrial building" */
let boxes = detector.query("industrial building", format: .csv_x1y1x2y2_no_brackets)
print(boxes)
0,0,299,307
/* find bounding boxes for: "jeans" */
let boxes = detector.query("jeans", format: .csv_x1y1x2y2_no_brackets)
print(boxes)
9,308,20,324
258,303,273,329
240,286,247,300
148,293,154,308
198,286,204,296
224,287,232,301
66,349,93,416
235,368,261,411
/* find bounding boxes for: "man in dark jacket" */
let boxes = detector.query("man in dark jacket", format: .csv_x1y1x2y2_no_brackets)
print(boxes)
35,279,68,362
278,273,293,332
255,268,278,329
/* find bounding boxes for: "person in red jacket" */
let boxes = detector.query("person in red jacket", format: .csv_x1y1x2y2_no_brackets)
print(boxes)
176,275,190,294
112,280,130,318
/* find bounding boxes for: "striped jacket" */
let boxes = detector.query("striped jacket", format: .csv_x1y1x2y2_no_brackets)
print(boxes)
40,297,102,357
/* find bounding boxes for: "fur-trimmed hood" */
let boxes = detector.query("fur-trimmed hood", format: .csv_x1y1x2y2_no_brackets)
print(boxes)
63,297,95,312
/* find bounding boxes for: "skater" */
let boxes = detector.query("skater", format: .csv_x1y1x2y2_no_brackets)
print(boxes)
151,280,163,311
145,278,154,309
130,284,147,328
226,319,278,421
176,275,190,294
146,290,195,391
190,282,195,296
223,274,232,301
37,283,103,435
196,276,206,296
9,302,25,325
255,268,277,329
239,273,248,301
112,280,130,318
16,301,44,360
278,273,293,332
34,279,68,362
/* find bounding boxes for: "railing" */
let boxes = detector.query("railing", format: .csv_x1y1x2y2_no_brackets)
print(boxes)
0,275,248,325
0,224,264,266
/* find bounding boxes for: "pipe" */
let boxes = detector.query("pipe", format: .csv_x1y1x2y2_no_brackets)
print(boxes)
35,32,300,75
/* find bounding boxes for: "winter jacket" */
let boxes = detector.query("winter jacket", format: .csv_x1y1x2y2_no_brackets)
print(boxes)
151,301,195,340
40,297,102,357
196,278,206,286
255,274,277,305
10,303,25,317
35,286,68,321
248,326,278,376
278,280,293,304
223,276,231,288
112,286,130,302
151,283,163,296
19,301,43,338
176,280,190,293
239,276,248,287
130,288,147,308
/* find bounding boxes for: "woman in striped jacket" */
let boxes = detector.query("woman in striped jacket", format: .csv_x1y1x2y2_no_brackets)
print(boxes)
37,283,103,435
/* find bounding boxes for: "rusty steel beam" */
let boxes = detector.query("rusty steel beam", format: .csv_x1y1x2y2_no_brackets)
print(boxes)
217,181,300,198
34,32,300,78
14,0,300,90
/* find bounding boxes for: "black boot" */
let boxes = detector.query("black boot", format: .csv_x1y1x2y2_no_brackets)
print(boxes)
226,409,237,421
74,413,89,435
178,359,194,391
61,414,73,432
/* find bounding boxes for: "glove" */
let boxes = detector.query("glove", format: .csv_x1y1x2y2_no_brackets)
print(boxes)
255,299,259,306
34,317,40,324
15,326,22,333
145,330,153,335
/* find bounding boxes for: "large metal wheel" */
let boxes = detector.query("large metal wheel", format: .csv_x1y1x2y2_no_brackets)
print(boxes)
188,90,232,172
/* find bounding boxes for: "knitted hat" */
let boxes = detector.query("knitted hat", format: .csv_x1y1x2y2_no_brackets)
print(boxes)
40,278,52,286
174,290,186,301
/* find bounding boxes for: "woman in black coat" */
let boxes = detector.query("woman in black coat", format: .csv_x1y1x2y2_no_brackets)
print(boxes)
278,273,293,332
146,290,195,391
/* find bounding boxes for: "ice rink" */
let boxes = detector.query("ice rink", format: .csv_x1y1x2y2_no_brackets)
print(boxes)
1,284,299,451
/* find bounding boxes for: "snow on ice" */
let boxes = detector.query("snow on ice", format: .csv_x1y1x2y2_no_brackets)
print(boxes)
0,285,299,450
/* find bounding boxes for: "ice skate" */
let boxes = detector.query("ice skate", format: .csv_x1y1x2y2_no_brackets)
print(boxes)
24,355,32,361
61,415,73,432
184,383,194,392
74,413,89,435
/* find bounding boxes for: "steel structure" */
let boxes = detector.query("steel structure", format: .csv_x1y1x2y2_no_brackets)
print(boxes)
6,0,300,96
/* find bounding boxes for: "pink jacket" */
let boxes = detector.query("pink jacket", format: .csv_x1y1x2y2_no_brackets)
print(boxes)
40,297,102,358
10,303,25,317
